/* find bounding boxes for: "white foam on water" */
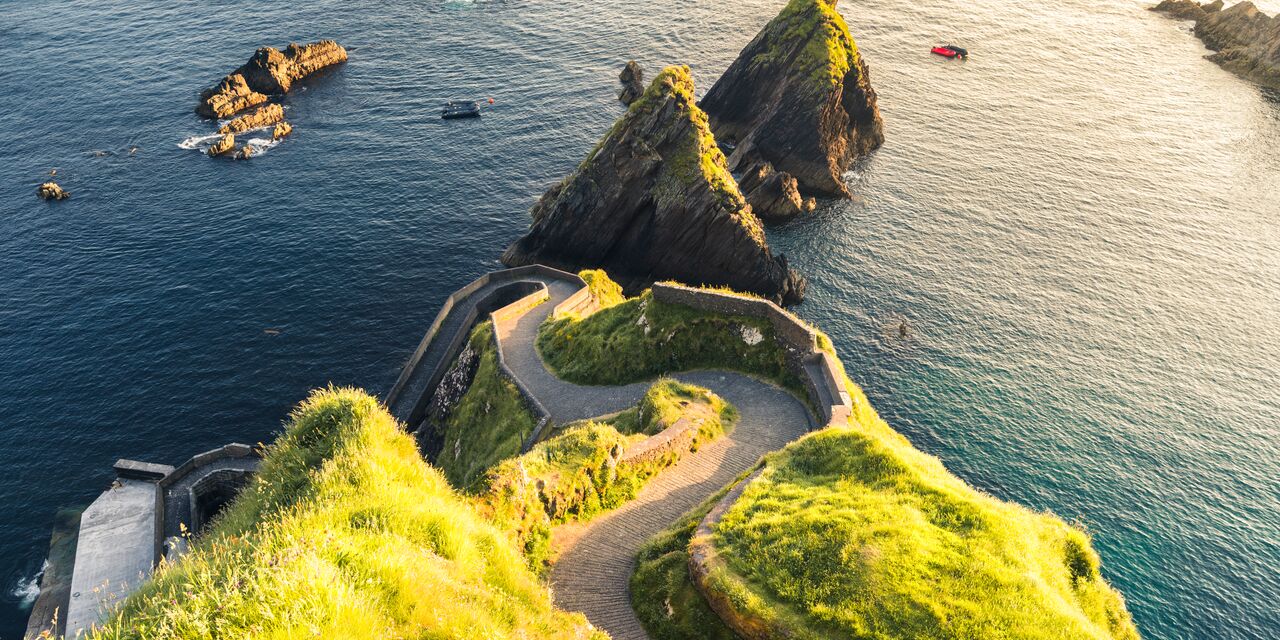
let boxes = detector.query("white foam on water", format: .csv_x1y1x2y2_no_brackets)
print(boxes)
11,560,46,609
243,137,281,155
177,132,223,150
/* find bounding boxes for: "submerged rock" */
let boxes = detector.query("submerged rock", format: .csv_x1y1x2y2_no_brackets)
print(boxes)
207,133,236,157
218,103,284,134
502,66,806,304
618,60,644,105
1154,0,1280,87
272,121,293,139
196,73,268,119
700,0,884,198
739,162,815,222
234,40,348,94
37,181,69,200
235,144,255,160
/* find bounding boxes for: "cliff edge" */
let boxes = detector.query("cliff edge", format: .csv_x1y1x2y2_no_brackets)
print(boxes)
501,66,806,305
1154,0,1280,87
700,0,883,199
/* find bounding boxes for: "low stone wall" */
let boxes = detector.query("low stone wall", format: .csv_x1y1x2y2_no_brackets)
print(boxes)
619,417,699,466
651,283,850,426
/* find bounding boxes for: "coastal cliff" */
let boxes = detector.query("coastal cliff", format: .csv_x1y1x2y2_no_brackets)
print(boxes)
501,66,806,305
700,0,883,199
1153,0,1280,87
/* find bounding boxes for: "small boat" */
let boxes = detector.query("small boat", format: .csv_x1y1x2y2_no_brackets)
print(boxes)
931,44,968,59
441,101,481,119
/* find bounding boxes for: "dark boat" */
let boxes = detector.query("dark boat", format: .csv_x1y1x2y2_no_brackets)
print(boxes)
931,44,968,59
441,101,481,119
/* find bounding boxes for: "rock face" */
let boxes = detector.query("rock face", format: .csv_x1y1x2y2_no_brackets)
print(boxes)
218,103,284,134
196,74,268,119
501,66,806,305
37,181,69,200
700,0,883,198
1154,1,1280,87
618,60,644,105
207,134,236,157
233,40,349,94
196,40,346,118
739,161,815,222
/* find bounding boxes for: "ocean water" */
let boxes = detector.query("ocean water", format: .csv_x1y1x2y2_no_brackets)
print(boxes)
0,0,1277,638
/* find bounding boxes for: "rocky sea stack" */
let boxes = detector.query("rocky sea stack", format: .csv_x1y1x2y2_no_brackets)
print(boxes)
618,60,644,105
1153,0,1280,87
502,66,806,304
701,0,883,199
196,40,347,118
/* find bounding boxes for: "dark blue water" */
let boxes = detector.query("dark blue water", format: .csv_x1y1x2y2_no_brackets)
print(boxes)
1,0,1277,638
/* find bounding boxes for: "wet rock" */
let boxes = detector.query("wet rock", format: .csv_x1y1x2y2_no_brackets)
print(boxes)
37,182,69,200
207,133,235,157
618,60,644,105
196,73,268,119
235,144,255,160
272,121,293,139
233,40,348,95
740,162,815,222
218,103,284,134
502,66,806,305
1154,1,1280,88
700,0,884,198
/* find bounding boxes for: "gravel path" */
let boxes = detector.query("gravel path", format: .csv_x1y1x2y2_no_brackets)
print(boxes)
493,283,813,640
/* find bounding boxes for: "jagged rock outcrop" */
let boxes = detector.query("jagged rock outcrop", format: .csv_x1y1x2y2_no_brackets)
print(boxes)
501,66,807,305
218,103,284,134
233,40,348,94
619,60,644,105
1154,0,1280,87
235,144,255,160
739,162,815,222
272,121,293,139
196,74,268,119
700,0,883,198
196,40,346,118
37,182,68,200
207,134,235,157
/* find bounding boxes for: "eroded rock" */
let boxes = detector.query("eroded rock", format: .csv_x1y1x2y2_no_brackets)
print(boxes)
196,74,268,119
218,103,284,134
1154,0,1280,87
272,121,293,139
700,0,884,198
37,182,69,200
501,66,806,305
207,134,235,157
619,60,644,105
740,162,815,223
234,40,348,95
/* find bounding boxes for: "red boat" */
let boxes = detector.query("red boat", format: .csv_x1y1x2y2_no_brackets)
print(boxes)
931,44,968,59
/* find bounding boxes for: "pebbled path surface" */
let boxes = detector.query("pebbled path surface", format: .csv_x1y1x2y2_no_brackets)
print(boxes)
493,283,813,640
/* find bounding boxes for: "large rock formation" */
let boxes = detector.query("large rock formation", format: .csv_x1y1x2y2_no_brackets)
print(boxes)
738,161,815,222
1153,0,1280,87
196,40,346,118
502,66,806,305
700,0,883,198
619,60,644,105
218,103,284,134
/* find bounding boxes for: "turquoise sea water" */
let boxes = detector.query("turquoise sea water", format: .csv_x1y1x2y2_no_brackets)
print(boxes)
0,0,1277,637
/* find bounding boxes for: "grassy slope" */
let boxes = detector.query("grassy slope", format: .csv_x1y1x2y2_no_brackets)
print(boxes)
89,388,600,640
753,0,862,92
437,321,540,490
478,378,737,569
537,288,802,395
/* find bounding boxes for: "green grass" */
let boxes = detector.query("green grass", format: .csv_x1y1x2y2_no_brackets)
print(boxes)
752,0,862,93
437,321,541,490
578,268,626,311
705,380,1141,640
88,387,601,640
478,379,736,569
536,277,802,395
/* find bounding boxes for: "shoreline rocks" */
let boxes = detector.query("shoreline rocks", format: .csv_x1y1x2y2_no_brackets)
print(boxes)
502,66,806,305
207,134,235,157
618,60,644,105
196,74,268,119
218,103,284,134
272,121,293,139
196,40,347,118
1153,0,1280,87
37,182,69,200
700,0,884,199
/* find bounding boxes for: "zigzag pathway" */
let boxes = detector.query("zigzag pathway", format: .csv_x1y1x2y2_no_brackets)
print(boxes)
493,284,813,640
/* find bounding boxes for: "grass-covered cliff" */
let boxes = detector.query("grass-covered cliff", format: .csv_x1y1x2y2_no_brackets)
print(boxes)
88,388,601,640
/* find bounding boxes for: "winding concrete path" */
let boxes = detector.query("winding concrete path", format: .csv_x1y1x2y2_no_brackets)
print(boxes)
492,282,813,640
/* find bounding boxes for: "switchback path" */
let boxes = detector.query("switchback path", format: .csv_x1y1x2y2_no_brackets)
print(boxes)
493,283,813,640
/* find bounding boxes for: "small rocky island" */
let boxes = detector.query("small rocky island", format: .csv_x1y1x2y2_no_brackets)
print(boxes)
1153,0,1280,87
700,0,884,209
194,40,346,158
502,66,806,305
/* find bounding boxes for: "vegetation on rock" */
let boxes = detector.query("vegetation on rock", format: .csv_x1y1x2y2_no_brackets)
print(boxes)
87,387,601,640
